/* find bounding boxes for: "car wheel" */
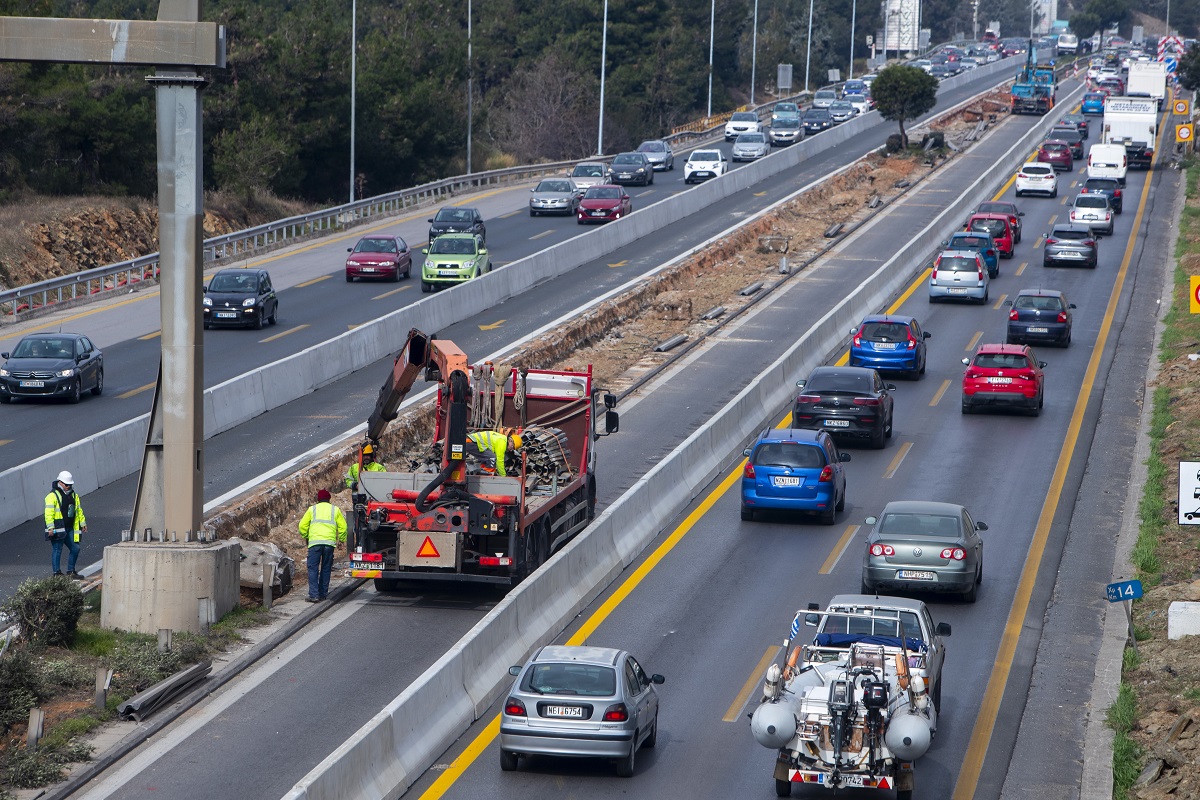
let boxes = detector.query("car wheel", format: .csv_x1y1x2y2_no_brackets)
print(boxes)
499,749,519,772
836,489,846,512
345,273,353,283
740,506,755,522
615,740,636,778
1064,331,1072,347
392,266,402,283
776,778,793,797
421,282,432,293
529,209,537,217
91,369,104,396
870,424,886,449
821,505,837,526
68,379,82,404
961,397,973,414
962,572,979,603
885,411,893,438
1015,189,1023,197
979,289,989,305
253,310,264,330
203,319,211,330
268,305,278,325
1052,186,1058,198
644,712,658,748
919,355,927,376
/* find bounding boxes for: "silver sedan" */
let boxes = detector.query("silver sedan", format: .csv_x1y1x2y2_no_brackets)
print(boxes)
860,500,987,602
529,178,581,217
731,132,770,162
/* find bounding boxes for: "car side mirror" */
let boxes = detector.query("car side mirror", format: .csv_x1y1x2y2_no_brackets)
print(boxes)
743,448,752,457
923,332,931,339
421,248,429,255
1002,299,1013,307
804,613,819,626
961,357,971,365
940,240,949,247
479,248,488,254
605,409,619,434
1068,303,1077,309
850,327,858,335
885,383,897,390
838,452,852,462
76,353,85,363
622,194,630,200
427,218,434,223
976,521,989,531
509,665,522,676
651,674,666,685
795,379,807,388
530,188,535,193
936,622,952,636
347,247,353,253
1039,361,1048,368
865,516,878,525
201,286,207,293
0,353,7,359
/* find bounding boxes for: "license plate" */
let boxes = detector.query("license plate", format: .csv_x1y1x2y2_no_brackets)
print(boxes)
823,419,850,428
897,570,936,580
948,287,968,294
362,267,375,272
438,270,460,277
772,476,802,487
843,775,867,787
617,173,631,179
544,706,584,719
19,380,44,388
988,376,1013,383
216,312,237,319
591,210,607,216
1027,327,1049,333
874,342,898,350
694,171,712,177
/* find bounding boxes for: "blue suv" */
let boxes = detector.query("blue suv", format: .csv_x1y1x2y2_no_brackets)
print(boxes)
740,429,850,524
848,315,931,380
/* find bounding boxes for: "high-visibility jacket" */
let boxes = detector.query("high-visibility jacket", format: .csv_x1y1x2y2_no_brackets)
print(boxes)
345,460,385,488
468,430,511,476
299,502,347,547
44,487,85,541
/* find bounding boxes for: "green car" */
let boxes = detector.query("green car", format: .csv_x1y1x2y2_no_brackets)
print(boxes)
420,233,491,292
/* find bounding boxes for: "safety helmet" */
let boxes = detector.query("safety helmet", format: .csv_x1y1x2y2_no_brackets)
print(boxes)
362,444,375,455
510,433,523,450
57,470,74,485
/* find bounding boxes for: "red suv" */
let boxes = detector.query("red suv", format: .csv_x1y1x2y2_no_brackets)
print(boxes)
965,213,1014,258
961,344,1047,416
1037,140,1074,172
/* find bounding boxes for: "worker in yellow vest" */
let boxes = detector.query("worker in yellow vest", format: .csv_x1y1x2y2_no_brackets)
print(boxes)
466,430,523,476
345,443,385,490
298,489,347,602
44,470,87,578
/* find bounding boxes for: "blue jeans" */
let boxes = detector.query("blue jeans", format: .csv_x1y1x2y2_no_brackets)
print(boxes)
306,544,335,599
51,537,80,574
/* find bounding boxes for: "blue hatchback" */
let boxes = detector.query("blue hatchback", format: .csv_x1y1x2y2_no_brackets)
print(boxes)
946,230,999,278
1081,92,1106,115
848,315,931,379
740,429,850,524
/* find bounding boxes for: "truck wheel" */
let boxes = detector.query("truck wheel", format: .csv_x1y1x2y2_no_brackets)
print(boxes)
500,749,519,771
587,475,597,522
896,791,913,800
775,778,792,797
374,578,400,593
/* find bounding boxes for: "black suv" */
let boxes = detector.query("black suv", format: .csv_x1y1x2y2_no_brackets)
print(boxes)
428,207,486,243
203,268,279,330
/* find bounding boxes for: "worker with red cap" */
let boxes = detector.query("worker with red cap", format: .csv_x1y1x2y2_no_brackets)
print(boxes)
298,489,347,602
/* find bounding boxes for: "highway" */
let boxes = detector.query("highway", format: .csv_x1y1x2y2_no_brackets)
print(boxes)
397,116,1172,797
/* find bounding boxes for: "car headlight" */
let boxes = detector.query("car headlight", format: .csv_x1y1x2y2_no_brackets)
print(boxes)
203,297,212,307
347,259,360,266
0,368,8,377
57,368,75,378
242,298,257,307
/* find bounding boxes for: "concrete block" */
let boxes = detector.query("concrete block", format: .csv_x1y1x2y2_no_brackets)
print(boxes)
307,335,356,389
259,351,315,412
1169,601,1200,640
91,418,148,485
207,371,266,436
100,540,241,635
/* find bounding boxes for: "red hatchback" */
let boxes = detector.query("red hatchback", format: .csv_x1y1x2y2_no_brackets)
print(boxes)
577,184,632,224
1037,140,1074,172
960,343,1047,416
965,213,1014,258
345,235,412,282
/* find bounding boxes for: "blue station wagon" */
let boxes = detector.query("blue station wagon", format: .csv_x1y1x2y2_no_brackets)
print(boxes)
740,428,850,525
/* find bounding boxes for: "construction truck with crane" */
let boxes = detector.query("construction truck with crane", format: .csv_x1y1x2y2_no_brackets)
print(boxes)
1010,40,1055,115
348,329,618,589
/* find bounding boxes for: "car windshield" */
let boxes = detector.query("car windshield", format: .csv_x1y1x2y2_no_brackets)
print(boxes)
1086,180,1118,191
354,238,399,254
572,164,604,178
752,442,825,469
977,203,1013,215
830,102,852,111
522,663,616,697
731,112,758,122
1022,165,1052,175
736,133,766,143
1052,129,1080,140
637,141,666,152
429,237,476,255
536,180,572,193
878,513,960,538
816,91,836,99
969,219,1006,236
613,154,641,165
860,321,911,341
12,338,73,358
937,255,978,271
952,235,990,249
974,352,1032,369
805,110,831,120
775,103,798,113
821,609,923,641
691,151,721,162
585,186,621,199
1084,92,1106,102
775,119,800,129
1053,227,1091,240
1042,143,1068,152
807,373,874,393
434,208,474,223
1076,196,1108,208
208,273,256,292
1015,295,1063,311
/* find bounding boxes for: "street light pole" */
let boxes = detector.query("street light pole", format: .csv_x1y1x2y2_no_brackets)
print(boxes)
349,0,357,203
849,0,857,79
750,0,759,105
466,0,472,174
805,0,814,92
598,0,607,155
707,0,715,117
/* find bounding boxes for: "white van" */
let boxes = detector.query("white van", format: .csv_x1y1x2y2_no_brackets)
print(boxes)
1087,143,1128,186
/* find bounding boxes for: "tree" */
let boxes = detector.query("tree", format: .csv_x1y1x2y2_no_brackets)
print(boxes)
1178,44,1200,92
870,65,938,148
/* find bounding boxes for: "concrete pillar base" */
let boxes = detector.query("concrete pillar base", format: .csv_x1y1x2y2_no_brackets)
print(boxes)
100,540,241,635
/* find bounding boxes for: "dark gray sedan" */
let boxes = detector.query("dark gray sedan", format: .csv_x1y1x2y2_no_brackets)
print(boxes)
861,500,987,603
0,332,103,404
500,645,664,777
1006,288,1075,347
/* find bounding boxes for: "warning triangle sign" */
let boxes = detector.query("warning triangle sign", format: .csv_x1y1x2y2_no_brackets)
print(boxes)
415,536,441,558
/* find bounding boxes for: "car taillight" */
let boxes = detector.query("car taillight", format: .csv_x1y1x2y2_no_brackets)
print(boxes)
977,268,985,281
1009,308,1019,321
505,697,527,716
852,332,862,347
906,332,917,350
1058,311,1069,322
1083,238,1095,247
964,369,979,380
796,394,820,403
819,465,835,483
1046,237,1058,246
744,462,756,479
853,397,881,406
870,544,896,556
931,268,938,280
940,547,966,560
603,703,630,722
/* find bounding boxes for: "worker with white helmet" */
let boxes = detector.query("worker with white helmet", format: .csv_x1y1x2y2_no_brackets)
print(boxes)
44,470,87,578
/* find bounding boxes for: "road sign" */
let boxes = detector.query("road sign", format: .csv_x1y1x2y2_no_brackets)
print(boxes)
1165,56,1179,74
1175,99,1191,116
1107,579,1144,602
1177,123,1194,144
1179,460,1200,521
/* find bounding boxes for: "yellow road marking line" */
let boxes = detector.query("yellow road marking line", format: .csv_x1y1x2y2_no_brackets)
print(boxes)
529,230,553,240
259,324,309,343
882,441,913,480
1033,235,1045,249
952,114,1164,800
723,646,781,722
117,382,155,400
372,286,411,300
930,379,952,406
819,524,861,574
992,293,1007,310
499,209,524,218
0,439,11,447
1048,214,1058,226
966,331,983,351
1016,261,1028,276
138,331,161,340
297,275,331,288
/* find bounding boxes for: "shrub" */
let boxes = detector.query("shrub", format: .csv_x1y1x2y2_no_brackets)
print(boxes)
109,637,181,694
0,649,47,731
2,740,92,788
1,576,84,648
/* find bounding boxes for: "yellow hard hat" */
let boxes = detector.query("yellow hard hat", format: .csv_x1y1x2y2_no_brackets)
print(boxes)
362,444,375,455
510,433,523,449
